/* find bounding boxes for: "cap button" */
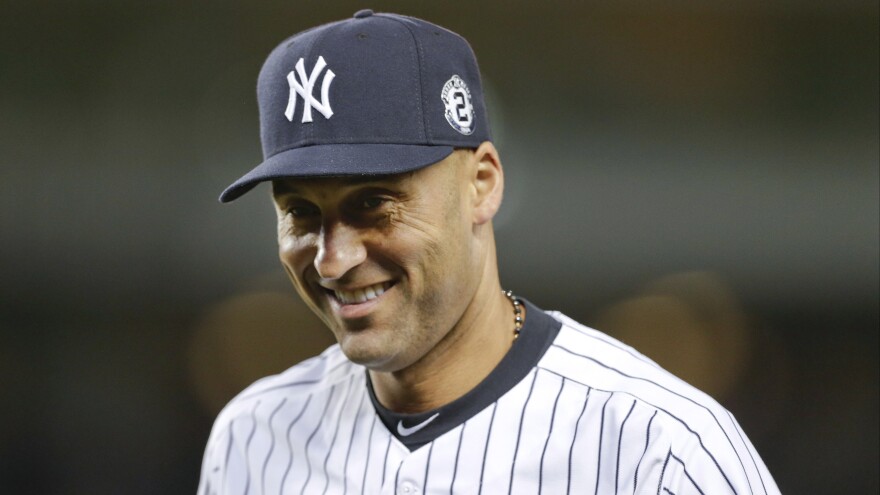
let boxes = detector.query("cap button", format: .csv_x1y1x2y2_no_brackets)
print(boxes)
354,9,374,19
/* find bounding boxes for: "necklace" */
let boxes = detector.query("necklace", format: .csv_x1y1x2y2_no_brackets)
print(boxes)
503,289,524,339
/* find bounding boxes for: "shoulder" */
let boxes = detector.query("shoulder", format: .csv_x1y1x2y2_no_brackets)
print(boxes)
539,310,779,493
541,309,733,432
205,344,359,444
541,310,721,417
197,345,366,492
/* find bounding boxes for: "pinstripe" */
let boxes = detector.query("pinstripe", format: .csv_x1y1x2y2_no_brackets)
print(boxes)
261,398,287,495
321,378,357,495
567,385,591,494
239,357,349,402
342,390,367,495
541,365,736,495
615,400,637,494
539,378,565,493
393,458,402,492
477,402,499,495
669,452,706,495
633,410,658,493
423,440,435,491
279,395,313,495
380,430,392,486
508,370,538,494
199,310,777,495
449,421,466,494
594,393,614,495
300,386,337,494
727,409,764,494
243,400,261,495
360,415,377,495
240,379,320,402
657,449,672,495
222,421,234,495
551,343,741,494
566,323,663,371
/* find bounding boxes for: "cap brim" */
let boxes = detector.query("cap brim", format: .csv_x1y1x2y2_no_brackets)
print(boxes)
219,143,454,202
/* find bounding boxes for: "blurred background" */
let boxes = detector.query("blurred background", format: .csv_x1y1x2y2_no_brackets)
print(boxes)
1,0,877,493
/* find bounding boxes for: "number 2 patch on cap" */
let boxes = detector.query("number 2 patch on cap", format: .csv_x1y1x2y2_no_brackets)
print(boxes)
441,75,475,135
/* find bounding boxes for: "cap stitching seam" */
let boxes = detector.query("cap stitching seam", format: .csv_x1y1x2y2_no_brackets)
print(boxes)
376,14,428,142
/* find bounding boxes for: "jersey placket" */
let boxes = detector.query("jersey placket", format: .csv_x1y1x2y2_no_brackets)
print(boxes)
382,438,432,495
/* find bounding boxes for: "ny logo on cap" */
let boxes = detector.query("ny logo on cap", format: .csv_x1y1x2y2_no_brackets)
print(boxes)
285,56,335,123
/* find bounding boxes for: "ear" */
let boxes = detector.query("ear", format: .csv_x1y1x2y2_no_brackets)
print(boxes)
469,141,504,225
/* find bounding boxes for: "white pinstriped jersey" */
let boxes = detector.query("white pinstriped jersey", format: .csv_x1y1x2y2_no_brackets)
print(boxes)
198,301,780,494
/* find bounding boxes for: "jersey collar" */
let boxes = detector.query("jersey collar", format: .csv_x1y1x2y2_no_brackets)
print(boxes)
366,298,562,451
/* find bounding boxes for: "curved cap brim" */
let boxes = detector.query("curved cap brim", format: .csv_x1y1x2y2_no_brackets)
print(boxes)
219,143,454,202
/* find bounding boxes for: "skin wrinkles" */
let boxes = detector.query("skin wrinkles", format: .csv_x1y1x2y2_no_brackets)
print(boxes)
272,142,514,413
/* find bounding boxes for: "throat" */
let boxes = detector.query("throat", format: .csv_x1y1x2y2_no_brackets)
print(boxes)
364,298,560,452
368,367,456,413
368,289,518,413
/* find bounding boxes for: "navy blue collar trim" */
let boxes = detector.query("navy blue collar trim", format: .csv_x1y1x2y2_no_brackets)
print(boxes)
366,298,562,451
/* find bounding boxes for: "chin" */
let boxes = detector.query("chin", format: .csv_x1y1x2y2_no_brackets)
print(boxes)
337,331,393,367
339,335,419,373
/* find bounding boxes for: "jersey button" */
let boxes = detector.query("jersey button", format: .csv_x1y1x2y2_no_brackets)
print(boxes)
397,481,419,494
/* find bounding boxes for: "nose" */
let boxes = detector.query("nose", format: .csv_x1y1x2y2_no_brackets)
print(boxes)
314,222,367,280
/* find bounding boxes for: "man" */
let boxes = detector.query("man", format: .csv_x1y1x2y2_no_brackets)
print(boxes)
199,10,780,494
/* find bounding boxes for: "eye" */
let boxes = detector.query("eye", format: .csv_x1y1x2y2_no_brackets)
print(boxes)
286,203,319,218
359,196,386,209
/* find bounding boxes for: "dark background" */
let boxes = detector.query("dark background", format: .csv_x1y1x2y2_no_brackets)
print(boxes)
1,1,877,493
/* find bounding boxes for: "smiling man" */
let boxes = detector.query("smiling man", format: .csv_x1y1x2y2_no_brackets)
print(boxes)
198,10,780,495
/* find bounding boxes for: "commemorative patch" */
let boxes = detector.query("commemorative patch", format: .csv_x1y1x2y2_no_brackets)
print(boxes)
441,75,475,135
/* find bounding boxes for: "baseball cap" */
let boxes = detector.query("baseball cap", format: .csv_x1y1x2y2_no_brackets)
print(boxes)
219,9,492,202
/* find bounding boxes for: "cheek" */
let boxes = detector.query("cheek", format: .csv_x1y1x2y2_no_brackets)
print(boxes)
277,231,316,278
393,214,470,282
386,219,447,270
278,237,325,316
275,209,292,241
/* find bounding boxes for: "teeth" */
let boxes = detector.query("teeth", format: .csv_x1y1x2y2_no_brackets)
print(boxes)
334,282,390,304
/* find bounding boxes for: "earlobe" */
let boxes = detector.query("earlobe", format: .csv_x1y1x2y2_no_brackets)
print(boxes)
471,141,504,225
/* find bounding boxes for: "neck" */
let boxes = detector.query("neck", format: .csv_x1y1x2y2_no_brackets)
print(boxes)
369,255,513,413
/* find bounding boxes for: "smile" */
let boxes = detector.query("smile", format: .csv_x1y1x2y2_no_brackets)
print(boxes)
332,281,393,305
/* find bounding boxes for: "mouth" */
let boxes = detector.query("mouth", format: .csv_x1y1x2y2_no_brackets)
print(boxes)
329,281,394,305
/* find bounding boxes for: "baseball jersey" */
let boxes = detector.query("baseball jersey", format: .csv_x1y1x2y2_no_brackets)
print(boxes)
198,300,780,494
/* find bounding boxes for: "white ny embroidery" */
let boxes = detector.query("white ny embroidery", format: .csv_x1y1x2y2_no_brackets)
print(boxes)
285,56,335,123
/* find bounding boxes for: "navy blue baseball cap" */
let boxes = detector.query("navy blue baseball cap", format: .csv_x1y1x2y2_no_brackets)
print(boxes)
220,9,492,202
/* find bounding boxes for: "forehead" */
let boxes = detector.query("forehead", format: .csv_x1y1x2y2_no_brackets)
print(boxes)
271,171,423,202
271,151,464,199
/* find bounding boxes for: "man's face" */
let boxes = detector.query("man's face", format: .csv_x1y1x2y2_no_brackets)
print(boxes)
272,151,481,372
